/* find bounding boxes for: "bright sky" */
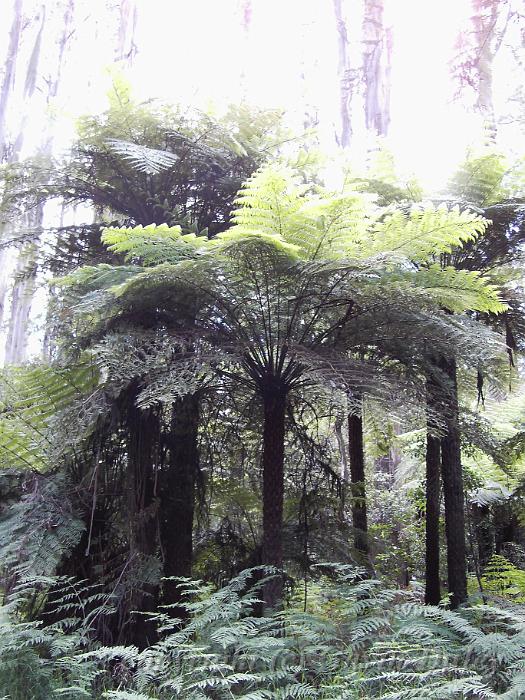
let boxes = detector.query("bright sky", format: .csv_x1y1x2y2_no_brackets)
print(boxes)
0,0,523,361
2,0,520,185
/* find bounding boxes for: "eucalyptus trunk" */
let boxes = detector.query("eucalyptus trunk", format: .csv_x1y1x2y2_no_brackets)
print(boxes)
4,0,75,363
425,371,442,604
362,0,392,136
348,396,369,560
439,356,467,608
160,393,199,608
261,383,287,609
116,0,138,65
332,0,355,147
0,0,23,161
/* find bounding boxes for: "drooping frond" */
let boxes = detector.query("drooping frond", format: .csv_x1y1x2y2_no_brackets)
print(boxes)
404,264,508,314
0,361,99,471
105,139,180,174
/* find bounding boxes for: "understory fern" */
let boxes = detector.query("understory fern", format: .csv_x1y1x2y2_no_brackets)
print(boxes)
1,567,525,699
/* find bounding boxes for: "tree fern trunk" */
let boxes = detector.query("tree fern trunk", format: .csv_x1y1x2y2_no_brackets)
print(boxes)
348,396,369,560
124,386,160,647
261,384,287,609
161,393,199,608
425,372,441,605
439,356,467,608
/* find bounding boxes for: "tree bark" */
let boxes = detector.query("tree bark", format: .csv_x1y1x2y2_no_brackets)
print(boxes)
362,0,392,136
439,357,467,608
425,373,441,605
261,384,287,609
332,0,355,148
348,396,369,560
3,0,75,364
116,0,138,65
0,0,23,162
4,249,37,364
335,416,349,481
124,387,159,647
160,393,199,608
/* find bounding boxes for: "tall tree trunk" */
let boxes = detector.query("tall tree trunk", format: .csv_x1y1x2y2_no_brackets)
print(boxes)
116,0,138,65
4,242,38,364
332,0,357,147
4,0,75,364
160,393,199,608
335,415,349,481
0,0,24,340
425,375,441,605
362,0,392,136
237,0,253,99
261,384,287,609
454,0,511,137
0,0,23,162
471,0,508,127
124,387,159,648
348,396,369,561
439,357,467,608
472,501,494,567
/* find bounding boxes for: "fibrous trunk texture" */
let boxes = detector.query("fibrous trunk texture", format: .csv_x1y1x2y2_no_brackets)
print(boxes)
161,393,199,608
124,387,160,647
439,357,467,608
348,397,369,560
425,374,441,605
261,385,287,609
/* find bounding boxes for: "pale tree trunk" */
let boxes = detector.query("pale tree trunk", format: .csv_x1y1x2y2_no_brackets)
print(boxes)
332,0,360,148
362,0,392,136
4,215,41,365
0,0,24,339
332,0,352,147
455,0,512,136
237,0,252,99
4,0,75,364
116,0,138,65
335,416,349,481
0,0,23,162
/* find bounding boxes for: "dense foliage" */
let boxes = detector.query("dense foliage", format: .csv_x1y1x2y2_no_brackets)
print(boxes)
1,92,525,698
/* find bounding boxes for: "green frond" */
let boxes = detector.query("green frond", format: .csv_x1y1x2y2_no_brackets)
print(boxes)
102,223,207,265
368,204,489,262
0,361,99,471
408,265,508,314
448,149,509,207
